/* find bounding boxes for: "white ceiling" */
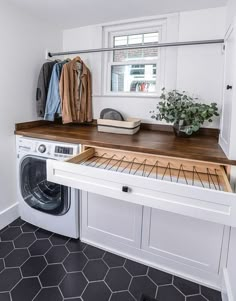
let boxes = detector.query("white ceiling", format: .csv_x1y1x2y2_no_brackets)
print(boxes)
8,0,228,29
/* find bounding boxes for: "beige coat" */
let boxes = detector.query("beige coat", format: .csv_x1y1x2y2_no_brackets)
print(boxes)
60,57,92,124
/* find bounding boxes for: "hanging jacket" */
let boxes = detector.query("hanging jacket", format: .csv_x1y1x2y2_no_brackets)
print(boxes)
36,61,57,117
44,60,68,121
59,57,92,124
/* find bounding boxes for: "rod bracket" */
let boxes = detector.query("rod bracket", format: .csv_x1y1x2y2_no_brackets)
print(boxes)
45,49,51,60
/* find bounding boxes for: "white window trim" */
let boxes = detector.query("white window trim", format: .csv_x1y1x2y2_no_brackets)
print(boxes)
102,18,167,98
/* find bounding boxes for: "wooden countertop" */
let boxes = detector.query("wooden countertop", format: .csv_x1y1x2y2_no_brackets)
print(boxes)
15,121,236,166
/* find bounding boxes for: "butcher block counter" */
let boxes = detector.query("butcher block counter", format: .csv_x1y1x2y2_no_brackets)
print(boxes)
15,120,236,166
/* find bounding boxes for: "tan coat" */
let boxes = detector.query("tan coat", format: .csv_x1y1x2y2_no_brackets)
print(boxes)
60,57,92,124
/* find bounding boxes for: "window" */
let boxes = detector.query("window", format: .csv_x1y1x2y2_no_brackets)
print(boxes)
103,21,166,97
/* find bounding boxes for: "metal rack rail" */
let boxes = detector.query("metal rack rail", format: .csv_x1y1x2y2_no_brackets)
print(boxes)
79,152,224,191
48,39,224,57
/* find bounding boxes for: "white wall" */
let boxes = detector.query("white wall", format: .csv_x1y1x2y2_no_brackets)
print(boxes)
0,3,62,217
226,0,236,31
177,8,225,128
63,7,225,126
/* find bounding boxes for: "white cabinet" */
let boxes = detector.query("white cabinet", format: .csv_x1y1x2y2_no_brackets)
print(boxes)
47,146,236,227
141,207,225,273
80,192,226,286
46,145,232,286
220,19,236,160
81,191,143,248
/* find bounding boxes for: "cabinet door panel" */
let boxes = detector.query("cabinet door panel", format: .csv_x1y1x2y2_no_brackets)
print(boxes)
220,24,236,159
81,192,143,248
142,208,224,273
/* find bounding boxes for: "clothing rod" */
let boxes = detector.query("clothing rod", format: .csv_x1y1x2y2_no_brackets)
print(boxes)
48,39,224,57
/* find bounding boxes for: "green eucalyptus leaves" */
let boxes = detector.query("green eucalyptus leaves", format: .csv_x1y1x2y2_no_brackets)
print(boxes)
151,88,219,136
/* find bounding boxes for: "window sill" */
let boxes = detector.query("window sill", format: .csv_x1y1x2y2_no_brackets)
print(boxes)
93,92,160,98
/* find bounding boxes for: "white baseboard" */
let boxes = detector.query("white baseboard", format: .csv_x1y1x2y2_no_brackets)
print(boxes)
0,203,19,230
81,235,221,290
222,269,234,301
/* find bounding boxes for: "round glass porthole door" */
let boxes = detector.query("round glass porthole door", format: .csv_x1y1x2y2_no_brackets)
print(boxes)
20,156,70,215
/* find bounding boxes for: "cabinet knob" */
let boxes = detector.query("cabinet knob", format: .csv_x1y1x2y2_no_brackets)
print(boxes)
122,186,129,193
227,85,233,90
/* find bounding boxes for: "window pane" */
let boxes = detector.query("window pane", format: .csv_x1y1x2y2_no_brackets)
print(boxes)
128,34,142,45
113,32,159,62
144,32,159,43
111,64,157,93
114,48,158,62
114,36,127,46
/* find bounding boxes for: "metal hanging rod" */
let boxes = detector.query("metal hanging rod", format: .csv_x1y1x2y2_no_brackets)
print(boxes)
48,39,224,57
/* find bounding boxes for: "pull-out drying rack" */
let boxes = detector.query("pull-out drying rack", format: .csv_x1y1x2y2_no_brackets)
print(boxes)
68,147,231,193
47,145,236,227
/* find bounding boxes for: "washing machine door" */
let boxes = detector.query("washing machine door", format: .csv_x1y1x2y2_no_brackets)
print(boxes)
20,156,70,215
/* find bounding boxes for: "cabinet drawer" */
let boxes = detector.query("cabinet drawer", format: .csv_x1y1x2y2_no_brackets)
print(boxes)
47,146,236,227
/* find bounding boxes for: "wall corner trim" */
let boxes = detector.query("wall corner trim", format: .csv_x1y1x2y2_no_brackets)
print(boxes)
222,268,234,301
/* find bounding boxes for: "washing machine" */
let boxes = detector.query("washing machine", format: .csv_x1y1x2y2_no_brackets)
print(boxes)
16,135,80,238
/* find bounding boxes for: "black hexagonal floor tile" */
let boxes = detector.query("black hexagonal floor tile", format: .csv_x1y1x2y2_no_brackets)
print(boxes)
125,260,148,276
11,277,41,301
174,276,200,296
60,272,88,299
9,218,25,227
157,285,185,301
129,276,157,300
0,241,14,258
148,268,173,286
35,228,52,239
21,256,47,277
0,227,22,241
34,287,63,301
66,239,86,252
45,245,69,263
14,233,36,248
0,226,8,234
49,233,70,245
105,267,131,292
0,292,11,301
201,286,222,301
83,245,105,259
103,252,125,268
39,264,66,287
110,291,135,301
187,296,207,301
84,259,108,281
63,252,88,272
0,268,21,291
0,220,223,301
29,239,51,256
0,258,4,272
140,293,157,301
82,281,111,301
21,223,38,233
4,248,29,267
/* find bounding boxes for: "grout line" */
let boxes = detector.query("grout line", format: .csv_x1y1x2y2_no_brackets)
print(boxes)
1,221,222,301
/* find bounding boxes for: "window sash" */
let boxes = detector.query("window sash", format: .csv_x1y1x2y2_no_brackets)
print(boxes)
102,21,166,97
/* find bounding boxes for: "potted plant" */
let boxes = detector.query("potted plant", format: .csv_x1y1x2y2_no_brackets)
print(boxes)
151,88,219,137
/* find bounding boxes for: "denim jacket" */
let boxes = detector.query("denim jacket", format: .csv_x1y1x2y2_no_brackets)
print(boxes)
44,61,68,121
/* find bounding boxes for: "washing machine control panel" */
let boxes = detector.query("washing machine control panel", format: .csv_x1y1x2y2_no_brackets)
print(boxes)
17,137,80,160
